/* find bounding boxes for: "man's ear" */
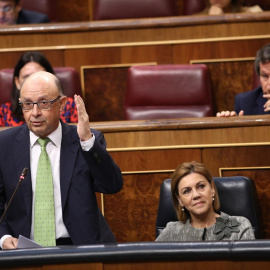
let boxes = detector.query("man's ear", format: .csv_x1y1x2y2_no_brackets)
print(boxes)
59,96,68,111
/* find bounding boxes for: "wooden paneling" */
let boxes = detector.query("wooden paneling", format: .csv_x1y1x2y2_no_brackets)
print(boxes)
44,263,103,270
121,45,173,64
2,260,270,270
192,60,255,113
110,149,201,171
104,173,171,242
82,65,128,120
82,116,270,241
65,48,123,73
104,261,270,270
202,146,270,239
174,39,270,64
0,14,270,120
105,148,201,242
0,50,64,70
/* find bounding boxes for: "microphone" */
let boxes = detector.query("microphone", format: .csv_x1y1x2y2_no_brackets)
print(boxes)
0,168,28,224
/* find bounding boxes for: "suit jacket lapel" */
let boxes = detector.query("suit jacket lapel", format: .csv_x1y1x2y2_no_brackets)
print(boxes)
14,125,32,219
60,123,80,209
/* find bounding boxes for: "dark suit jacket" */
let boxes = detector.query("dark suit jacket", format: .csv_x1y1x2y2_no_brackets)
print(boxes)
16,9,50,24
0,122,123,245
234,86,270,115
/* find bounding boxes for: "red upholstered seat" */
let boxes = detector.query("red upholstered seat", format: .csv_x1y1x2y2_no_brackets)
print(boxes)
0,69,13,104
93,0,177,20
183,0,206,15
0,67,82,104
54,67,82,97
20,0,59,22
252,69,261,89
124,64,213,120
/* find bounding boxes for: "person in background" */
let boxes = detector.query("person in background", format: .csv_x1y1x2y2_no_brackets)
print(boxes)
0,51,78,126
0,71,123,249
217,43,270,117
199,0,262,15
0,0,49,25
156,161,255,241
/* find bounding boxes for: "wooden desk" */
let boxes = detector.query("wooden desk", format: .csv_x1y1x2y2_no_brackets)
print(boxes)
0,116,270,241
0,241,269,270
89,115,270,241
1,13,270,119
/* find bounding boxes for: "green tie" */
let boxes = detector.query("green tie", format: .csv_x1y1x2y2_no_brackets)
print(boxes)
34,138,56,247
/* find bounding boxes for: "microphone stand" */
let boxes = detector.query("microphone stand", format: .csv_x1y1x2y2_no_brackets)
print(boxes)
0,168,28,224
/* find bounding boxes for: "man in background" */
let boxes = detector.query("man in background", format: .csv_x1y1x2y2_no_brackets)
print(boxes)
217,43,270,117
0,0,49,25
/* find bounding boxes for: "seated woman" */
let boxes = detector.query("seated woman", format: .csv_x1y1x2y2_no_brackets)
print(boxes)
156,161,255,241
0,51,78,126
199,0,263,15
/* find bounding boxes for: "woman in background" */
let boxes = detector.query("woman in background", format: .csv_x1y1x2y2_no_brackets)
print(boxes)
0,51,78,126
156,161,255,241
199,0,262,15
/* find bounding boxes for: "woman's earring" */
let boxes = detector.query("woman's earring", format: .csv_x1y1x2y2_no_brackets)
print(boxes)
181,206,185,212
212,196,215,201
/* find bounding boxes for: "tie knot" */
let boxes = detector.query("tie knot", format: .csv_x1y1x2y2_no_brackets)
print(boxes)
38,138,50,148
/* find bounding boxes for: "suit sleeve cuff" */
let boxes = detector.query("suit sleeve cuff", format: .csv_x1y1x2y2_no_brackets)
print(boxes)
0,235,12,249
80,133,95,151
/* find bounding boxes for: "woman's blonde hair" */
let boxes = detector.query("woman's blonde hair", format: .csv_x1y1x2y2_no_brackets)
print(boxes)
171,161,220,223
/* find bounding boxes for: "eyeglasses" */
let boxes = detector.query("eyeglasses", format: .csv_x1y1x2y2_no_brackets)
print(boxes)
19,96,61,111
0,5,15,13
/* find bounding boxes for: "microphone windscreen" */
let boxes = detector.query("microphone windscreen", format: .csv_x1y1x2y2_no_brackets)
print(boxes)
21,168,28,177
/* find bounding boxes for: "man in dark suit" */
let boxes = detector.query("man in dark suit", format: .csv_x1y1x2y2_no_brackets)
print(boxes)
217,43,270,117
0,71,123,249
0,0,49,25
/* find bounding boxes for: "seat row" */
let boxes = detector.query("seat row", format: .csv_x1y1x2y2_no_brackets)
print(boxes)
0,64,260,120
20,0,270,22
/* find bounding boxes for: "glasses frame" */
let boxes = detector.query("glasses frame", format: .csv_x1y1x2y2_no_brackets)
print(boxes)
20,96,61,111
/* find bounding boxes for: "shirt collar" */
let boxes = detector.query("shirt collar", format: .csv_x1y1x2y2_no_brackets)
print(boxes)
30,122,62,148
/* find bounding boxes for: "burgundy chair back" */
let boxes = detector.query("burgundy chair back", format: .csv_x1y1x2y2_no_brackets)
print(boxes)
54,67,82,97
93,0,177,20
20,0,59,22
183,0,206,15
0,67,82,105
124,64,213,120
252,69,261,89
0,69,13,104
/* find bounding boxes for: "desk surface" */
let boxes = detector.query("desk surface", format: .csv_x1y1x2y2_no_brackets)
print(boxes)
0,241,269,269
1,116,270,242
1,13,270,121
1,12,270,50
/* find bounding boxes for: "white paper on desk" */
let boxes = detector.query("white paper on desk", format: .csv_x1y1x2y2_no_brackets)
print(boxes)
17,235,42,249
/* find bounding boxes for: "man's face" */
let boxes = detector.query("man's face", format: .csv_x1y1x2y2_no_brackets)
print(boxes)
20,71,67,138
259,62,270,95
0,0,20,25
